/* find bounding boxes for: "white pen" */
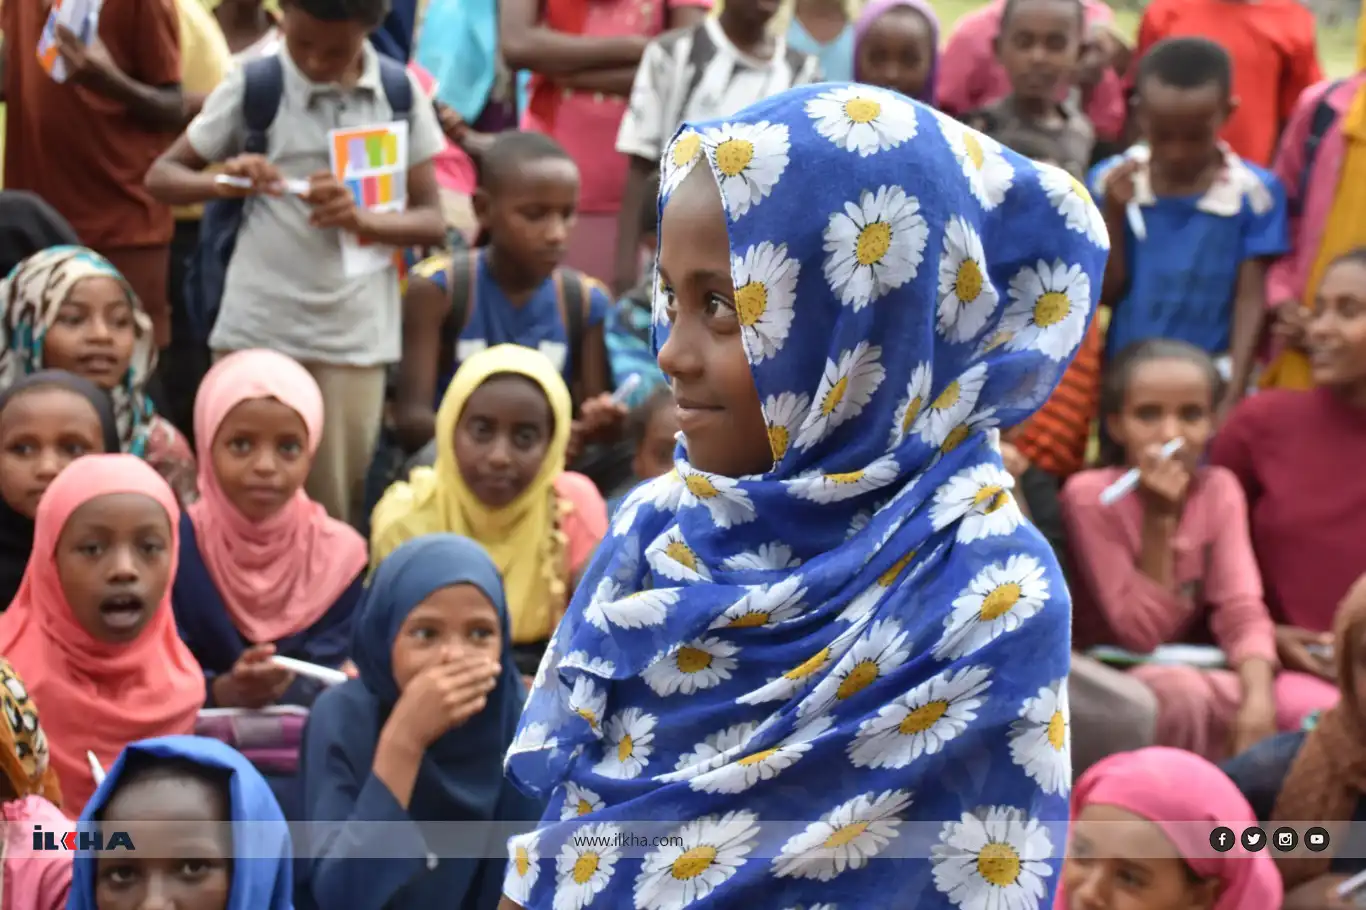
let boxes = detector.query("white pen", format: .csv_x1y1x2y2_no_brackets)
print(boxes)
1099,437,1185,506
270,655,349,686
1126,201,1147,242
87,750,106,786
214,174,312,196
610,373,642,406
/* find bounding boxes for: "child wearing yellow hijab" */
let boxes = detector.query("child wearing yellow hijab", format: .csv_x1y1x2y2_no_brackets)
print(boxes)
370,345,608,676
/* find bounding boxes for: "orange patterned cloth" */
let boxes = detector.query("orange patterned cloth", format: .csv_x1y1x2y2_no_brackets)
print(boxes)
1011,317,1103,477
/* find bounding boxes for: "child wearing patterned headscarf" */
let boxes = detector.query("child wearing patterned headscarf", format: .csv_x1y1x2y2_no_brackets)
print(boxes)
500,83,1108,910
0,246,197,504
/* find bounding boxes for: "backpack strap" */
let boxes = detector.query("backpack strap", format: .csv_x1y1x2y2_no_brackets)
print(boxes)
441,250,480,352
1291,79,1345,220
376,55,414,120
553,267,593,396
240,56,285,155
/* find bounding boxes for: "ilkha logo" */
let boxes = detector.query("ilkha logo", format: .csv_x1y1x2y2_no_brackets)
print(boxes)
33,826,135,852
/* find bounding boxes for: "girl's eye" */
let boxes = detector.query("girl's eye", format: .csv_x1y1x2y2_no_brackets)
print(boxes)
704,294,735,318
659,286,678,323
228,438,253,455
101,864,137,885
410,626,438,641
470,627,494,642
278,440,304,457
7,443,34,456
77,542,103,557
178,858,215,877
139,538,167,556
61,442,90,457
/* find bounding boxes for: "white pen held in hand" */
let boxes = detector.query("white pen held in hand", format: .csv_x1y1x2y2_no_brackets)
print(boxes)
87,750,106,786
610,373,642,406
214,174,312,196
270,655,348,686
1126,201,1147,242
1099,437,1185,506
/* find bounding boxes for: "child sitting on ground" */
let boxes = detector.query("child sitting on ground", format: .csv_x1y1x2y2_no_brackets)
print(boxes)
605,386,679,515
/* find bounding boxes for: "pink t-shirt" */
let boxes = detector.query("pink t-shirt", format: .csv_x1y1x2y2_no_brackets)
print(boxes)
3,796,71,910
553,471,608,577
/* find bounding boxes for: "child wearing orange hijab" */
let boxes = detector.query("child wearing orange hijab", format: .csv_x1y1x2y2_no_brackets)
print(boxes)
0,454,204,815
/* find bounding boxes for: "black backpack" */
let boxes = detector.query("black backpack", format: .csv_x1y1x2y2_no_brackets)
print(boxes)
184,54,414,341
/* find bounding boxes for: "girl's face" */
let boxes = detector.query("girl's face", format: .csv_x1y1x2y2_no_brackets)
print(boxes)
656,168,771,477
453,375,553,508
856,7,936,100
56,492,173,643
210,397,311,522
1063,804,1219,910
0,387,107,518
1105,358,1213,473
632,401,680,481
391,584,502,691
96,769,231,910
40,277,138,391
1307,258,1366,390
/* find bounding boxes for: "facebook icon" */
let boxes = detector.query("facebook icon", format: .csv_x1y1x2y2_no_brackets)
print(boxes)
1209,827,1235,853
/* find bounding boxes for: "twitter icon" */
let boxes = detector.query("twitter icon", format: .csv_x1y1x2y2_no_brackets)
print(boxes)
1241,827,1266,852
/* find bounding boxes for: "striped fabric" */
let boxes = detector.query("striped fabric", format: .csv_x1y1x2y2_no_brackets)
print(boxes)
1012,317,1104,478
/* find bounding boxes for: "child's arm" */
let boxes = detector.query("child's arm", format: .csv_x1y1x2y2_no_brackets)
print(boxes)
1226,173,1292,411
1091,158,1136,307
558,66,639,97
500,0,648,77
53,0,183,132
614,40,670,293
392,266,451,452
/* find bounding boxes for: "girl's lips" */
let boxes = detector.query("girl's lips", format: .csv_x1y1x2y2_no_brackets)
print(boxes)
675,404,723,432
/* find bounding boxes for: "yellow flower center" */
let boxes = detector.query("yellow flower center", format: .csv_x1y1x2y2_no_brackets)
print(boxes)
941,425,971,453
768,424,790,461
617,734,635,763
572,851,601,884
982,330,1012,353
878,551,917,587
899,700,949,735
962,132,986,170
955,259,984,303
515,846,530,876
670,846,717,880
1033,291,1070,328
980,582,1023,621
575,708,598,729
576,799,594,816
784,647,830,680
822,375,849,417
664,540,698,571
972,485,1006,510
977,842,1022,888
901,395,922,435
675,646,713,674
836,659,880,700
824,822,870,849
932,381,960,411
714,138,754,177
728,610,771,629
843,98,881,123
1047,710,1067,751
1068,174,1090,201
685,474,720,499
856,221,892,266
826,469,865,485
737,747,779,766
735,281,768,327
671,133,701,169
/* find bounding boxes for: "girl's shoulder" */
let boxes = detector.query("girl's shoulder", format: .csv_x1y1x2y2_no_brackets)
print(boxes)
553,471,608,515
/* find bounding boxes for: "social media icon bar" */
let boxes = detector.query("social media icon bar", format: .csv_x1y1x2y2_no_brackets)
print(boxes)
1305,827,1331,853
1209,827,1235,853
1241,827,1266,851
1273,827,1299,852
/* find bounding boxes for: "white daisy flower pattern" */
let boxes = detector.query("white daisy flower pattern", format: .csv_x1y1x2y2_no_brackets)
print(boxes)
689,716,833,794
930,463,1023,542
554,822,621,910
799,619,911,718
737,633,852,706
641,637,740,697
764,391,811,464
1038,161,1109,248
890,361,933,448
611,469,684,536
846,510,872,540
786,454,900,504
722,542,801,572
633,811,760,910
647,526,713,583
509,721,558,757
935,407,1001,460
584,581,678,632
680,469,757,529
932,807,1054,909
915,363,987,449
847,665,993,769
1002,259,1092,362
805,84,919,157
796,342,886,450
838,547,920,623
594,708,657,779
732,241,799,363
567,677,608,733
560,781,605,819
661,130,703,196
772,789,913,881
702,121,790,218
938,115,1014,210
504,832,540,905
1010,679,1071,796
560,652,616,678
936,217,1000,343
662,722,759,782
823,185,928,310
711,575,806,630
934,554,1051,660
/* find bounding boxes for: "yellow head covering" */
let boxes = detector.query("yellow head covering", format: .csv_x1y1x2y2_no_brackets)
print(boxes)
370,345,574,645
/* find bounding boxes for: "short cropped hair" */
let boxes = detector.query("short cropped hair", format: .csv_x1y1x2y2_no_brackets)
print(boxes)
1135,36,1232,97
477,130,576,193
282,0,390,28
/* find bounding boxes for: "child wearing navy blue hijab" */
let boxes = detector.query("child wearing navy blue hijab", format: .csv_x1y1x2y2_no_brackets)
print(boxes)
68,735,293,910
301,534,544,910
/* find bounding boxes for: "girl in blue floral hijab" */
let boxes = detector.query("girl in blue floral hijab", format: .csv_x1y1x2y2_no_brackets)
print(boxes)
501,83,1110,910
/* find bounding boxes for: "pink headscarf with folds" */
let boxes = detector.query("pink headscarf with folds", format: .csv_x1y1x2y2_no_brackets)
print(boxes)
0,454,203,816
188,350,367,644
1056,747,1282,910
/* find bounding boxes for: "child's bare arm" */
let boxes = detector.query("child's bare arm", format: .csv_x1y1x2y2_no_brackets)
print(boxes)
393,273,450,453
353,160,445,249
1224,258,1269,412
145,137,226,206
500,0,646,76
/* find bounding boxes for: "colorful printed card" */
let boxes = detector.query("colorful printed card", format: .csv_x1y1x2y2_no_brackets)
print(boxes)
328,120,409,278
36,0,102,83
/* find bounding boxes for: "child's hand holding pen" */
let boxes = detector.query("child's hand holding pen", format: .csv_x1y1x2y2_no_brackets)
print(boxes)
217,154,286,198
305,171,368,233
1136,440,1189,517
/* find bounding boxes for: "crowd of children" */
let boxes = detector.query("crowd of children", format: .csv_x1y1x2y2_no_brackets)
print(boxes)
0,0,1361,905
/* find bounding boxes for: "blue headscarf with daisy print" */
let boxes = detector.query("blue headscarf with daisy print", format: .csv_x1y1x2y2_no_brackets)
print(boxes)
503,83,1109,910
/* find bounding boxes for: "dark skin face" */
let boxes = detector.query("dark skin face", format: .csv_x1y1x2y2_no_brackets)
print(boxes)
656,168,771,478
56,492,173,644
1135,80,1232,188
210,397,311,522
475,158,581,284
994,0,1083,104
856,6,936,99
632,402,679,481
1307,258,1366,398
278,5,370,85
454,375,554,509
1063,804,1219,910
96,770,232,910
1106,359,1214,474
391,584,503,690
41,277,138,392
0,387,107,518
721,0,783,34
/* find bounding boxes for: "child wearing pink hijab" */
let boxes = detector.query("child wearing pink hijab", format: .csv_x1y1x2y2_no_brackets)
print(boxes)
1059,747,1283,910
172,349,368,818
